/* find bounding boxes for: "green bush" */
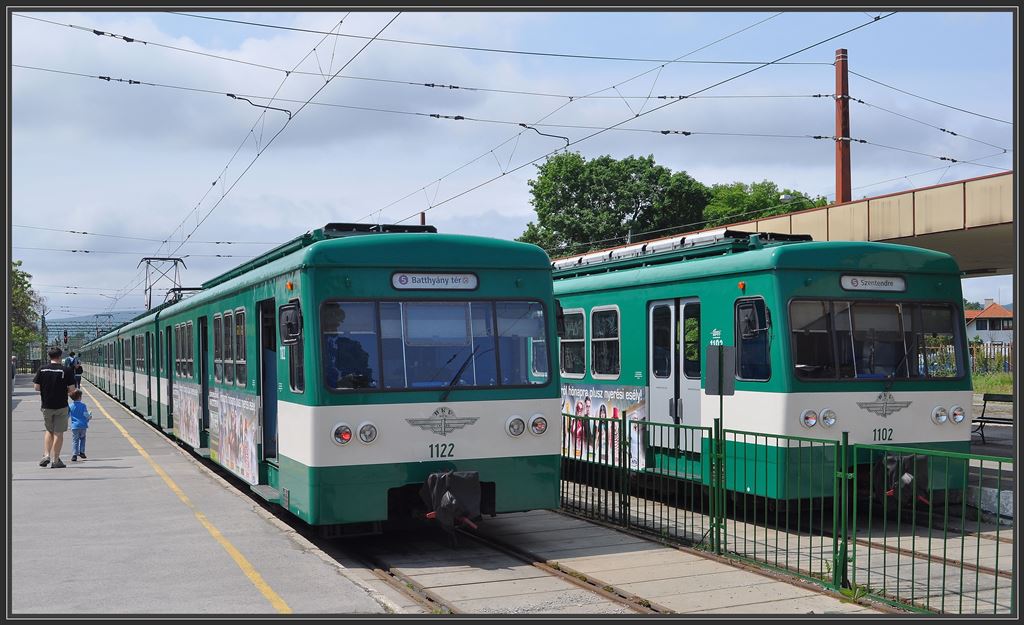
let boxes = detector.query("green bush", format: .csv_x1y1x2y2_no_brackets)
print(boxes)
972,372,1014,395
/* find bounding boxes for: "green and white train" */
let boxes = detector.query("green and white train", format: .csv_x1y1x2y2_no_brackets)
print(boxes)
81,223,561,533
551,229,973,500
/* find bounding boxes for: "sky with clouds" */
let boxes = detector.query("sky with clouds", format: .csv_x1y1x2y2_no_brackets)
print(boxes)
9,9,1015,319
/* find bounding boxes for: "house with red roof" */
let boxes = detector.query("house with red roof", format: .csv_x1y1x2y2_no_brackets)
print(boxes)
965,299,1014,345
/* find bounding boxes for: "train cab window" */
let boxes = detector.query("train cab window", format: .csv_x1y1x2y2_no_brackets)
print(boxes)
736,298,770,381
322,302,380,390
223,311,235,384
682,303,701,379
559,310,585,378
790,300,836,379
496,301,548,385
590,307,620,378
213,315,223,382
235,309,246,386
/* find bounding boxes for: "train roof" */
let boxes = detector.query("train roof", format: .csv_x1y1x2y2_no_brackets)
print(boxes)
84,224,553,347
552,231,961,293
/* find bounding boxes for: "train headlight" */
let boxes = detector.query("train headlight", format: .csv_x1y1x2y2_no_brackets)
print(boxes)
950,406,966,424
799,409,818,428
507,416,526,437
529,415,548,435
358,422,378,444
931,406,948,424
332,423,353,445
819,408,837,428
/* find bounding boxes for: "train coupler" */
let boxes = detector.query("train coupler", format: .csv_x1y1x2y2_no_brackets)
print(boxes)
419,470,482,533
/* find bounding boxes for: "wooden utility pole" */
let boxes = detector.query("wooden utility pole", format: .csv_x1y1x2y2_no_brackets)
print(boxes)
835,48,852,204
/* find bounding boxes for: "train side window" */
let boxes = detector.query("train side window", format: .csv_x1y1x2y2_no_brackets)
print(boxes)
682,303,701,379
736,298,771,381
186,321,194,379
559,310,585,378
213,315,223,382
235,309,246,386
223,311,234,384
591,306,620,379
281,301,304,392
651,305,672,378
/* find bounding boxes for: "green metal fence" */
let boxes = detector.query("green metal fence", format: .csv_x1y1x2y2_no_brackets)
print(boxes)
559,414,1016,615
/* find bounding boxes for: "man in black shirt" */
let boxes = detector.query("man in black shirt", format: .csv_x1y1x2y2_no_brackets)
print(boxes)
33,347,76,468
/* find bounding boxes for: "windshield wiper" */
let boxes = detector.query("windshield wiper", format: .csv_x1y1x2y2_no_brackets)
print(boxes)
440,344,482,402
884,337,916,392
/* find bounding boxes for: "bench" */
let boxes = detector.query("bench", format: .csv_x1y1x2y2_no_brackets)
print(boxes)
971,393,1014,444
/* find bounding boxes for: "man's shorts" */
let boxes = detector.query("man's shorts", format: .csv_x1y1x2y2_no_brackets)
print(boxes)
42,407,69,433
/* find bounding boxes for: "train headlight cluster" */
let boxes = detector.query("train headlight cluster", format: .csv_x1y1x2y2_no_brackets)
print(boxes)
799,409,818,428
332,423,353,445
950,405,965,424
358,422,378,444
507,416,526,437
819,408,837,428
931,406,948,424
529,415,548,435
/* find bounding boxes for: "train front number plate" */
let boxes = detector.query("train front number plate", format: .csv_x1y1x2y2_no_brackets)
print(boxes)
428,443,455,458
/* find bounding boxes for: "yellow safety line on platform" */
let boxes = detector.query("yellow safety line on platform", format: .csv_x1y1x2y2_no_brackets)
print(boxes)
82,386,293,614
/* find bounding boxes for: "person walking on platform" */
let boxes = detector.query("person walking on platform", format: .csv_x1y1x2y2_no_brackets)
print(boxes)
33,347,76,468
64,351,83,389
68,389,92,462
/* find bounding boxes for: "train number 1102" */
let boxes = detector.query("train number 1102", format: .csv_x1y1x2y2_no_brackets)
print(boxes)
872,427,894,442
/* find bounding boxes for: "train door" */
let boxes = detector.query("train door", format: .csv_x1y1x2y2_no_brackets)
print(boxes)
131,336,138,407
647,298,702,452
166,330,174,429
146,332,153,416
199,316,210,433
259,299,278,461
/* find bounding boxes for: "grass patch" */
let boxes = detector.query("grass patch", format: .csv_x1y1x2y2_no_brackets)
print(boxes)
972,372,1014,394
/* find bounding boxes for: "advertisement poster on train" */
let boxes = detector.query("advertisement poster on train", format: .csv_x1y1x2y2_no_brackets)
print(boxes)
209,389,259,485
172,383,201,449
560,383,647,470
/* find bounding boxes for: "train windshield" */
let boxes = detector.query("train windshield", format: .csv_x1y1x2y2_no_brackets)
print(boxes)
321,300,549,391
789,300,963,381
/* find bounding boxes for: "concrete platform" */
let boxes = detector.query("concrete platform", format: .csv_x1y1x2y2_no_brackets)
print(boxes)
9,376,419,615
476,511,885,614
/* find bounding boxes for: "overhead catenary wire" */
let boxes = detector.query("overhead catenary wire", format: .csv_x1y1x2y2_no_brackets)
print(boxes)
393,13,900,224
13,246,254,258
13,223,276,244
847,95,1010,152
15,61,832,103
849,69,1011,125
99,13,400,312
164,11,832,66
354,12,788,224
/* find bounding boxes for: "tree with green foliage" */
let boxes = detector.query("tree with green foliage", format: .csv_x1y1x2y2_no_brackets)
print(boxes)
703,180,828,228
963,299,983,310
11,260,42,362
518,152,711,255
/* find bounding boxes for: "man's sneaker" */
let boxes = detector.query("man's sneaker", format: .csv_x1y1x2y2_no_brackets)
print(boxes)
38,457,50,467
79,453,87,460
71,455,78,462
51,459,66,469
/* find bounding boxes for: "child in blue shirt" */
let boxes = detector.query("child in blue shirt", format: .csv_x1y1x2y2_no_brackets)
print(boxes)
68,389,92,462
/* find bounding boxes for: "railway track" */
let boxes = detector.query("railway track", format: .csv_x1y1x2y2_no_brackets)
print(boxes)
333,526,652,615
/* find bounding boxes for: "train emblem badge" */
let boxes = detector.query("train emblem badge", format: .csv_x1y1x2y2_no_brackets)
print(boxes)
406,407,479,436
857,392,912,418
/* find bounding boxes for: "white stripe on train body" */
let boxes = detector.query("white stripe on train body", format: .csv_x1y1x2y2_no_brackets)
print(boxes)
699,389,973,444
278,397,563,468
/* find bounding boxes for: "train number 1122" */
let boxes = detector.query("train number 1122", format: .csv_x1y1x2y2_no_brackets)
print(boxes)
872,427,894,442
429,443,455,458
